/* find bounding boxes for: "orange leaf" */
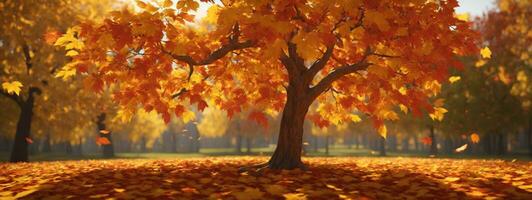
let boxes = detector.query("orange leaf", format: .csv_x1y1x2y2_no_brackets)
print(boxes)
96,137,111,145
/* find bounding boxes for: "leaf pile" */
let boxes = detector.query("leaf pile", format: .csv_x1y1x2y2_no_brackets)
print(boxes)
0,157,530,199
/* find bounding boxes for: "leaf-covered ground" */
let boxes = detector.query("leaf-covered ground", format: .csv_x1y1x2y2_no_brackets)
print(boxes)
0,157,530,200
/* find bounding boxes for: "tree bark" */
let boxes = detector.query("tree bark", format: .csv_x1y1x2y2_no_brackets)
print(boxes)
171,132,178,152
97,113,114,158
235,133,242,153
402,136,409,152
42,133,52,153
528,114,531,157
379,135,386,156
9,94,35,162
246,136,252,154
429,125,437,155
354,134,360,149
325,135,330,155
267,85,310,169
65,142,73,154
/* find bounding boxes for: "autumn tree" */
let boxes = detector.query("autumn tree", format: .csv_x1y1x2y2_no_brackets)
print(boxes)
55,0,480,169
0,0,121,162
476,0,531,155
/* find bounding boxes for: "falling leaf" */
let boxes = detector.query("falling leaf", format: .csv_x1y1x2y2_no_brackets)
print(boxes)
480,47,492,59
96,137,111,145
470,133,480,144
2,81,23,96
25,137,33,144
99,130,111,134
449,76,461,83
455,144,468,153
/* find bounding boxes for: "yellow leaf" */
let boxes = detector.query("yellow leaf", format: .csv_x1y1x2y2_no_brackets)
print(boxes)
283,193,307,200
350,114,362,123
2,81,23,95
378,125,387,139
449,76,461,83
443,177,460,182
163,0,173,7
204,5,220,24
455,13,470,21
264,185,287,195
182,110,196,123
55,68,77,80
399,104,408,114
233,187,264,200
14,189,38,199
66,50,79,57
480,47,491,59
429,107,448,121
475,60,487,68
114,188,126,193
398,87,407,95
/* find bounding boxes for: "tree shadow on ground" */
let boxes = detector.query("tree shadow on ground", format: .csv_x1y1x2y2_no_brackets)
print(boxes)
12,158,530,200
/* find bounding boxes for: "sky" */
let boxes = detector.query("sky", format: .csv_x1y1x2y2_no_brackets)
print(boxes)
194,0,497,21
456,0,496,16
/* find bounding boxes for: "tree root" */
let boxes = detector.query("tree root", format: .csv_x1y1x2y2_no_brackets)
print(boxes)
238,161,308,175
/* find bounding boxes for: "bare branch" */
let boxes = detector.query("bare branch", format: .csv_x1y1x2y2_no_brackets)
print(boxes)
22,44,32,75
171,88,188,99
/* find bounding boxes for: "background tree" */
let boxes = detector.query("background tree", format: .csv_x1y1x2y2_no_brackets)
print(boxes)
55,0,480,169
477,0,531,155
0,0,119,162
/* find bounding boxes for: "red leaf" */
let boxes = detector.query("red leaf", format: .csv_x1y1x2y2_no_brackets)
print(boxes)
25,137,33,144
248,111,268,128
197,100,208,112
174,105,185,116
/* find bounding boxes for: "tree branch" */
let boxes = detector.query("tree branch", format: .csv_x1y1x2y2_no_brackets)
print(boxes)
305,45,334,82
22,43,33,75
0,89,23,107
308,48,373,100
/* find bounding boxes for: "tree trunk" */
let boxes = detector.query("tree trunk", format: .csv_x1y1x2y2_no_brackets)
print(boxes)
402,136,409,152
496,132,506,155
140,137,147,153
267,86,310,170
235,133,242,153
414,135,419,152
379,135,386,156
528,114,531,157
313,135,318,152
429,125,437,155
354,134,360,149
246,136,252,154
171,132,177,153
65,142,73,154
10,98,35,162
42,133,52,153
325,135,330,155
97,113,114,158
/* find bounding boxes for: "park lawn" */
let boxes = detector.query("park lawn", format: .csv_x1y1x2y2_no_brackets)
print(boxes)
1,146,530,162
0,157,531,200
